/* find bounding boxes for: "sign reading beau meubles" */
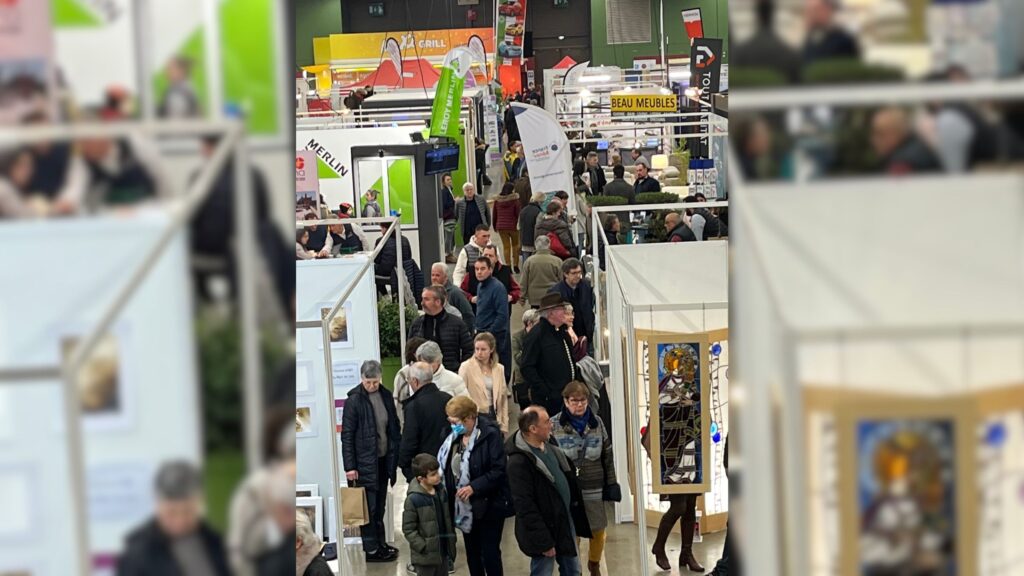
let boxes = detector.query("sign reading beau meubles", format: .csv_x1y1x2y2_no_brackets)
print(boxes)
610,92,678,117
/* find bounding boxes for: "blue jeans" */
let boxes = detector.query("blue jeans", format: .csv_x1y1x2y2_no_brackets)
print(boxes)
528,522,579,576
529,555,580,576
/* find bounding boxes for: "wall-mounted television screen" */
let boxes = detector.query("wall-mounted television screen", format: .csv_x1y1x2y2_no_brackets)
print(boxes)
424,145,461,175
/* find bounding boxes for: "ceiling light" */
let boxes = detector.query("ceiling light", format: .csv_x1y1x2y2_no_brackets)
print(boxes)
558,35,565,40
580,75,611,83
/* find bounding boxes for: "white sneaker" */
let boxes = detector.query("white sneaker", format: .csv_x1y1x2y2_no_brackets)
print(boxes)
406,562,416,573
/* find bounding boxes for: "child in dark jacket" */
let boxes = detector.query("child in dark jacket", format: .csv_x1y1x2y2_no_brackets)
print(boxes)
402,454,456,576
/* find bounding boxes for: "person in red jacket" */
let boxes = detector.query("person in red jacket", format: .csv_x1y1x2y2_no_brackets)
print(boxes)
492,181,523,273
461,245,521,317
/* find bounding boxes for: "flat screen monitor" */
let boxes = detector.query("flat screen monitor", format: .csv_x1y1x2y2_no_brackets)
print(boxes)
596,140,609,151
424,145,461,176
645,138,660,148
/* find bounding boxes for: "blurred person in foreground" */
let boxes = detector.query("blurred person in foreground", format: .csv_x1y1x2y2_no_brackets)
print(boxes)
78,121,171,209
22,111,88,214
802,0,860,66
0,146,40,218
227,406,298,576
296,510,333,576
733,0,800,84
871,107,941,175
117,461,230,576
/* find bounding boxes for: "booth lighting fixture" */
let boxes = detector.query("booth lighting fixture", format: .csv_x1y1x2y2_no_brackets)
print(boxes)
668,67,690,79
659,87,671,95
558,35,565,40
651,154,669,170
580,75,611,83
579,88,592,98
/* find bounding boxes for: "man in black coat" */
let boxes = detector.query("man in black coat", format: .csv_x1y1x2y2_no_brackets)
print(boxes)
398,362,453,481
506,406,591,575
585,151,606,195
341,360,401,562
117,461,231,576
633,162,661,195
520,294,578,416
373,222,414,297
409,286,474,373
548,257,595,352
802,0,860,67
665,212,697,243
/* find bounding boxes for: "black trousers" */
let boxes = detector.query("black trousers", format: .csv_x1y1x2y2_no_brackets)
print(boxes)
462,512,505,576
359,457,390,553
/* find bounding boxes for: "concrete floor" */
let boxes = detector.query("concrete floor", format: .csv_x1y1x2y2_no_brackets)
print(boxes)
362,475,725,576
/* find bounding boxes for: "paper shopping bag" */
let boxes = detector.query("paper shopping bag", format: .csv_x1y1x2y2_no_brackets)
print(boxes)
339,486,369,526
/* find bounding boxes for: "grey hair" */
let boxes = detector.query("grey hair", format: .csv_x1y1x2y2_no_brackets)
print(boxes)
154,460,202,500
415,340,443,364
431,262,448,279
409,361,433,385
531,191,546,203
522,308,540,327
296,509,322,549
535,235,551,250
360,359,383,379
462,182,475,192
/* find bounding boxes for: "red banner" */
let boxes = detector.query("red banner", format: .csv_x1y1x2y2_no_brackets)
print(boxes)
494,0,528,70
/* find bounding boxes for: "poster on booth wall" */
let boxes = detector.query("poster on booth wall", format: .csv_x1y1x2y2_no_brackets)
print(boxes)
0,0,56,124
494,0,527,69
482,94,501,165
296,151,320,218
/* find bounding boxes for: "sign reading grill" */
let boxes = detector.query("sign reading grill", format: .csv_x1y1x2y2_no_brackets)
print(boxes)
610,93,678,116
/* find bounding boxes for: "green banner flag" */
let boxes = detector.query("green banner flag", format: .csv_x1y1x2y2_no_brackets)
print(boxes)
429,65,464,139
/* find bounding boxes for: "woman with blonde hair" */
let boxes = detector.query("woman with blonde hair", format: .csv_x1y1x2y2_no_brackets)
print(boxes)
458,332,508,435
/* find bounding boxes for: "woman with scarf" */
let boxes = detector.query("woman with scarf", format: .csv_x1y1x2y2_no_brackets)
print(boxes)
437,395,512,576
551,381,620,576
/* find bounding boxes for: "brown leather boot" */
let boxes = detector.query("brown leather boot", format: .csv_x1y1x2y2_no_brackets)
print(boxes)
651,516,674,571
588,560,602,576
679,513,704,573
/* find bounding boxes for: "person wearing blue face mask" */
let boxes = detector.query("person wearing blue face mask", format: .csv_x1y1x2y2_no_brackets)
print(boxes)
436,396,513,576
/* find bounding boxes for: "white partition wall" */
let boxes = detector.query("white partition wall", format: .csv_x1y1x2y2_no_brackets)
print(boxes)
0,215,201,574
732,175,1024,576
295,255,388,544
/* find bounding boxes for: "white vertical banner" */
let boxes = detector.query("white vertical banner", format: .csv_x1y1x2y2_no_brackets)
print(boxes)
384,36,402,78
510,102,574,202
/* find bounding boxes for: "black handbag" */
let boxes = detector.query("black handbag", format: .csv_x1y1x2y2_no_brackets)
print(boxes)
602,483,622,502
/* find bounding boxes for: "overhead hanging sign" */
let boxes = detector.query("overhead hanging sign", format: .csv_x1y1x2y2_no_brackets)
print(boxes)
610,92,678,116
494,0,528,69
467,34,488,78
681,8,704,40
691,37,723,95
317,28,494,62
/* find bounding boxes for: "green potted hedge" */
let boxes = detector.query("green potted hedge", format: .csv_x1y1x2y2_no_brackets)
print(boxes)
377,297,419,390
636,192,682,205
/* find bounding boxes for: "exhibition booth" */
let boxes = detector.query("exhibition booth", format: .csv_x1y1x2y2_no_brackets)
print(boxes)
732,175,1024,576
602,236,730,576
295,217,409,575
0,120,263,575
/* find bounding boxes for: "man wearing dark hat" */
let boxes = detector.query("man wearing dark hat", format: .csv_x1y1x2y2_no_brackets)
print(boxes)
519,293,578,415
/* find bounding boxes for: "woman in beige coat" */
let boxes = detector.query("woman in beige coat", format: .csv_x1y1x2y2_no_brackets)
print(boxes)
457,332,508,435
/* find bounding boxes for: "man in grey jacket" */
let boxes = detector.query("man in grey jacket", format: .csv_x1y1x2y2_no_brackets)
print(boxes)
519,235,563,308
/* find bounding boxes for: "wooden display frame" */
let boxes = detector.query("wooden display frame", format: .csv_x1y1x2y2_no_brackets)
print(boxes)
836,396,977,576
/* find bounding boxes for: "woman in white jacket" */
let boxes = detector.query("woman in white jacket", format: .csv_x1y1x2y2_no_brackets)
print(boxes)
458,332,508,435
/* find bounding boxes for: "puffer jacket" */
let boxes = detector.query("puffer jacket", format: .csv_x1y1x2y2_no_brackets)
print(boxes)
506,431,592,558
519,202,543,251
439,416,513,523
408,310,474,373
491,192,522,231
551,408,616,531
534,215,575,258
341,384,400,488
402,479,456,567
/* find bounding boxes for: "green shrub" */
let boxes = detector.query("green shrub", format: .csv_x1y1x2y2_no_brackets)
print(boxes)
636,192,681,205
729,67,788,89
377,297,419,359
195,309,291,453
589,195,630,207
803,59,903,85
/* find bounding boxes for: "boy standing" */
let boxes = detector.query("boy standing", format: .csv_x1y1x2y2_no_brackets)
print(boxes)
402,454,456,576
